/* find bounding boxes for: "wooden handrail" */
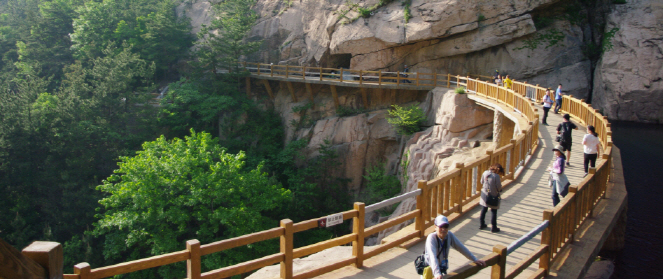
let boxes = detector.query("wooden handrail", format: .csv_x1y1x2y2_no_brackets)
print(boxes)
60,64,612,279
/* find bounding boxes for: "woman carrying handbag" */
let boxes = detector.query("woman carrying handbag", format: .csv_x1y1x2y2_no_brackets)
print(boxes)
479,163,504,233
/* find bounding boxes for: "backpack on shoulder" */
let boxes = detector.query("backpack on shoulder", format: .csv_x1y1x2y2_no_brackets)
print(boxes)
414,237,447,275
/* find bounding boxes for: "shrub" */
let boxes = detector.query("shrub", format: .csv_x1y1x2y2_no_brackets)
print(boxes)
336,105,365,117
387,104,426,135
358,7,371,18
455,86,466,94
359,162,402,214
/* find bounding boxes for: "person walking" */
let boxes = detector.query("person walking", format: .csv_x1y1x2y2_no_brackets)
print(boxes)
504,75,513,89
557,114,578,166
495,75,503,87
554,84,563,114
479,163,504,233
582,125,601,177
422,216,486,279
549,145,570,206
542,89,553,125
402,65,411,83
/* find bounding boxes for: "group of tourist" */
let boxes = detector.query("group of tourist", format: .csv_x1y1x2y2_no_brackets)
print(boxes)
543,85,603,207
493,70,513,89
416,78,604,279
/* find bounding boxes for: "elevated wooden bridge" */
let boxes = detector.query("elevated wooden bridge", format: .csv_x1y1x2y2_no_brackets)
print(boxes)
3,63,625,279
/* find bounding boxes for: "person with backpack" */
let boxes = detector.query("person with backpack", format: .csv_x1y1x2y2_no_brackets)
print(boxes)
420,215,485,279
582,125,602,176
479,163,504,233
557,114,578,166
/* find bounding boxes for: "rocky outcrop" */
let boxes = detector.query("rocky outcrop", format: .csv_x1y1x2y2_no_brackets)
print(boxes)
302,110,401,192
178,0,596,98
592,0,663,123
374,89,496,241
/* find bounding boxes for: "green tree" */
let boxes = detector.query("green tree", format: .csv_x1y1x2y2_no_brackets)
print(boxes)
387,104,426,135
195,0,261,75
71,0,192,77
93,130,291,278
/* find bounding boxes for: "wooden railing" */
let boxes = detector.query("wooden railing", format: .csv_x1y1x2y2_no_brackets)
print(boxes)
59,65,612,279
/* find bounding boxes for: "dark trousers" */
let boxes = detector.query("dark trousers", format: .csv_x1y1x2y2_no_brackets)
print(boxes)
480,206,498,228
554,99,562,113
542,107,550,124
552,181,568,206
584,153,598,173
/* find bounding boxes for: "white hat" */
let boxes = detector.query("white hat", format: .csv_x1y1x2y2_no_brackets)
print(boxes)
434,215,449,227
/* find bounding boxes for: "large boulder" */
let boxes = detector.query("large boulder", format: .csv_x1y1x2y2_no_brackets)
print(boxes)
305,110,400,192
592,0,663,123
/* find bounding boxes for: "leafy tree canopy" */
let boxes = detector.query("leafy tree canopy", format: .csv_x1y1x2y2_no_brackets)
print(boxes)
93,130,291,277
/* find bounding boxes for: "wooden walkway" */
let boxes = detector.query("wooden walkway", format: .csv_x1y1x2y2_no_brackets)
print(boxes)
311,106,589,279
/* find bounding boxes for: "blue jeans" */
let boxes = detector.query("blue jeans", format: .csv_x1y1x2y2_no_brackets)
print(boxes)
554,98,562,113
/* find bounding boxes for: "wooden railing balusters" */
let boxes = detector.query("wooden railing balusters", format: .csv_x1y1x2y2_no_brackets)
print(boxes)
280,219,294,279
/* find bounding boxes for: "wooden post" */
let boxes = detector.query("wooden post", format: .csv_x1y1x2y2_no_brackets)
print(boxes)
486,150,494,168
397,70,400,86
340,68,344,82
262,80,274,100
456,163,466,211
257,63,261,76
74,263,91,279
416,72,420,86
319,67,323,81
352,202,365,268
22,241,63,279
286,81,297,102
271,64,274,77
568,186,578,242
186,240,201,279
0,237,47,279
280,219,293,279
509,139,517,179
359,70,363,85
286,65,289,78
330,85,339,109
246,77,251,98
540,209,553,275
378,71,382,85
415,180,427,238
305,83,315,106
360,87,369,109
302,66,306,80
447,73,451,88
491,245,507,279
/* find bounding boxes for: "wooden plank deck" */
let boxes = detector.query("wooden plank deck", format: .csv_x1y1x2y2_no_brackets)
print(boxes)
311,105,589,279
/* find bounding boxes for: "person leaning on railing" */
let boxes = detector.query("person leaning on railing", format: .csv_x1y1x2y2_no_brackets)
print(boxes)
422,216,486,279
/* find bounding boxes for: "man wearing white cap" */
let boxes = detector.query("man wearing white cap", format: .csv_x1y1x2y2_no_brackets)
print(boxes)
422,215,486,279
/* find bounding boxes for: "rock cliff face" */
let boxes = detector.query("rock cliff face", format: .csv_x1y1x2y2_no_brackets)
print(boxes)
592,0,663,123
177,0,594,99
373,89,496,241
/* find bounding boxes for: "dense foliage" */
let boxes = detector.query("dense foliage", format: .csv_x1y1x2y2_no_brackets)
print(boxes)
0,0,358,276
386,104,426,135
93,130,291,278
